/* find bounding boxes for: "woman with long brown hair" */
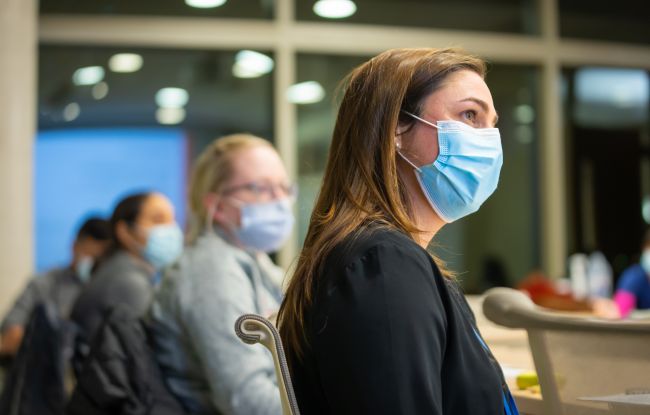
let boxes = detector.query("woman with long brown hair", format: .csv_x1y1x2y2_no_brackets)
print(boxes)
278,48,518,414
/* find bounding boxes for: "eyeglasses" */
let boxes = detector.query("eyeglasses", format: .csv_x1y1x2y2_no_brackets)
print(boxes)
221,181,298,201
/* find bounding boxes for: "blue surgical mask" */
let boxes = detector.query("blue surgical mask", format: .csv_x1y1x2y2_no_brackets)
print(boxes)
641,249,650,275
235,198,295,253
75,256,94,283
398,112,503,222
142,223,184,271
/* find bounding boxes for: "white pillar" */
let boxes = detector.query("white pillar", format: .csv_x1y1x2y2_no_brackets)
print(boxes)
275,0,298,274
0,0,37,316
539,0,567,278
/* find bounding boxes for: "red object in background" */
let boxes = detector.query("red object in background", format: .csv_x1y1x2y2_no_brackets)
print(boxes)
517,270,592,312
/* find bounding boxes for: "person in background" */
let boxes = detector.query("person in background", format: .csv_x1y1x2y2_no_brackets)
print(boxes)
150,134,293,415
278,48,519,415
613,228,650,318
0,217,110,356
70,192,183,345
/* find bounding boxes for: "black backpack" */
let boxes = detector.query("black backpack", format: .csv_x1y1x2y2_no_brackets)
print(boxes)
0,302,69,415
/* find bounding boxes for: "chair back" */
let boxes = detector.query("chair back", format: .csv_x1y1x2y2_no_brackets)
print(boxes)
483,287,650,415
234,314,301,415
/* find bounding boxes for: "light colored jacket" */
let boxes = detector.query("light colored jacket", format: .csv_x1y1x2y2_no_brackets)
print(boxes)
149,231,284,415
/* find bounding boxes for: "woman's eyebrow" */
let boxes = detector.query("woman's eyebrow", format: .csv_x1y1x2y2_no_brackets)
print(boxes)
459,97,499,126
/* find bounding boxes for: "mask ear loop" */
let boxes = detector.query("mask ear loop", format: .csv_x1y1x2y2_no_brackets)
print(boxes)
402,110,440,130
206,194,245,247
397,110,441,172
397,150,422,172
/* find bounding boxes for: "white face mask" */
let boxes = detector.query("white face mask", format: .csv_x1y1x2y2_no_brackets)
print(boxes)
75,256,94,283
234,198,295,253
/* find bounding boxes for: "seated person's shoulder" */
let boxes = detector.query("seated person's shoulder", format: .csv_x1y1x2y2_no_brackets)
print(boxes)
618,264,650,290
330,225,429,270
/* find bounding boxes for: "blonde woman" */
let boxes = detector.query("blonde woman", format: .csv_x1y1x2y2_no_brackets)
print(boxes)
150,134,294,415
278,48,519,414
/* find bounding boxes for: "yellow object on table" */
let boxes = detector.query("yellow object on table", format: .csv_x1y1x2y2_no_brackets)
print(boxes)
516,372,539,390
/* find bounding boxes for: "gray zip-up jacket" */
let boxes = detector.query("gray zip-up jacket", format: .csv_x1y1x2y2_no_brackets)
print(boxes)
149,231,284,415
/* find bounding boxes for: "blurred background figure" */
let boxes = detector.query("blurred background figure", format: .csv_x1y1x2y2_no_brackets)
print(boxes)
71,192,183,346
151,134,293,415
0,217,110,357
612,228,650,318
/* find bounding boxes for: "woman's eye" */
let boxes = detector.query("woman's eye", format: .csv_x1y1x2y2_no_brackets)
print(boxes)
462,110,477,123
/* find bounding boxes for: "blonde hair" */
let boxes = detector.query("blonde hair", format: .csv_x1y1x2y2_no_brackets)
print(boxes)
187,133,274,242
278,47,486,362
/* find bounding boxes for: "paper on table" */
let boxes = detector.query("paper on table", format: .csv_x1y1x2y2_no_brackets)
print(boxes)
579,393,650,407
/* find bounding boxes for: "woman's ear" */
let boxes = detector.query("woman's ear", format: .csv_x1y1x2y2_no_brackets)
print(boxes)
203,193,218,213
115,220,139,252
395,134,403,150
203,193,227,224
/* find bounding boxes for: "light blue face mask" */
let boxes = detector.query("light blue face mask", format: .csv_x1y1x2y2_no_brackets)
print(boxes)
641,250,650,275
142,223,184,271
398,111,503,223
235,198,295,253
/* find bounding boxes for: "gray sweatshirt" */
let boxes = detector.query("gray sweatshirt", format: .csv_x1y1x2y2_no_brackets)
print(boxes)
149,231,283,415
71,251,154,344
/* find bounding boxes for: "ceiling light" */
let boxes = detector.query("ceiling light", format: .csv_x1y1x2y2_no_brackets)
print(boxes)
109,53,143,73
92,82,109,100
313,0,357,19
72,66,105,86
63,103,80,122
156,107,186,125
232,50,274,79
286,81,325,104
185,0,227,8
155,87,189,108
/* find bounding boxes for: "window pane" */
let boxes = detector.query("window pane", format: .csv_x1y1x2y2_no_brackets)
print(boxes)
559,0,650,45
39,45,274,137
295,54,368,246
296,53,541,292
40,0,273,19
35,129,187,271
297,0,539,35
562,67,650,279
37,45,274,268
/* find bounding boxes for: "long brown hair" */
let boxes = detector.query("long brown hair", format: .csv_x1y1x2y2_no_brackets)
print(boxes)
278,48,486,360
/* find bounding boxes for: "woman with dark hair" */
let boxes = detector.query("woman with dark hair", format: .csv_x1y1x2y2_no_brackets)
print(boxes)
278,48,518,414
71,191,183,344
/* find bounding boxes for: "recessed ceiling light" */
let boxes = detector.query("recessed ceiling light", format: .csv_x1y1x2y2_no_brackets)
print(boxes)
109,53,143,73
63,102,80,122
156,107,186,125
155,87,189,108
72,66,105,86
185,0,227,8
232,50,274,79
286,81,325,104
92,82,109,100
313,0,357,19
